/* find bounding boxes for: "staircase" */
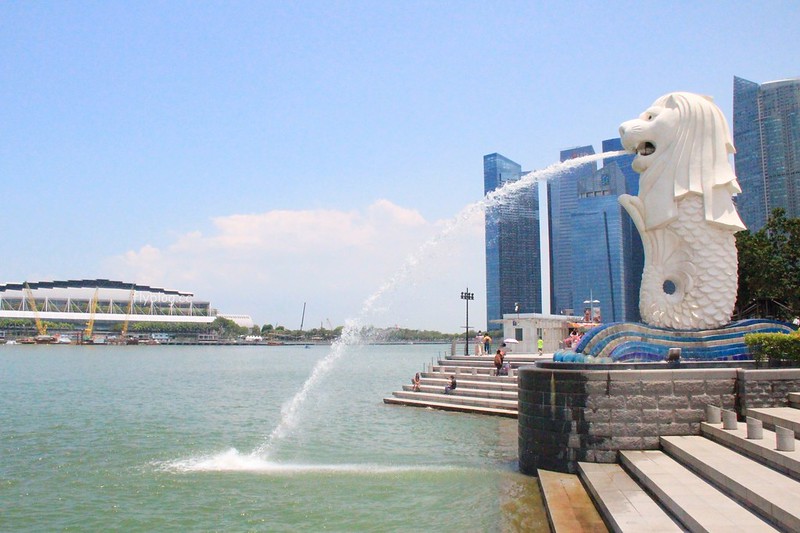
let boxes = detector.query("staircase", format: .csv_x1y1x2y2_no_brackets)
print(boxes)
383,353,549,417
551,393,800,532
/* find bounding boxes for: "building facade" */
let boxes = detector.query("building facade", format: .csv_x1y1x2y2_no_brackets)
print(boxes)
549,146,597,315
733,76,800,231
571,160,641,323
484,153,542,326
483,137,642,329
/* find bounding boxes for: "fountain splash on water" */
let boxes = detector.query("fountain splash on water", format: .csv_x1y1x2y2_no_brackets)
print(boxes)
253,150,624,457
166,150,626,471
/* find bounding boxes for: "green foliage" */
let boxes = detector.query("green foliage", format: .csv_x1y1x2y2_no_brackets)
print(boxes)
745,330,800,364
736,209,800,320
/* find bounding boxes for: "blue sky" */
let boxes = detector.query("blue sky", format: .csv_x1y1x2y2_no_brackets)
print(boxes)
1,1,798,332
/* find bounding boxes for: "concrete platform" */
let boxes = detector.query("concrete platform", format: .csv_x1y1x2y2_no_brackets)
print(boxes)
661,435,800,531
578,462,682,532
537,469,607,532
621,450,777,532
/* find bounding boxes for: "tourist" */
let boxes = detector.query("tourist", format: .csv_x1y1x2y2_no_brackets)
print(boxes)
538,336,544,355
444,375,457,394
411,372,421,392
475,331,484,356
494,349,503,376
483,333,491,354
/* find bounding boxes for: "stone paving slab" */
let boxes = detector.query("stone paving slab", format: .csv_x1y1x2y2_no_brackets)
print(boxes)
745,407,800,434
578,462,683,533
538,468,607,532
661,435,800,532
621,450,777,532
701,421,800,481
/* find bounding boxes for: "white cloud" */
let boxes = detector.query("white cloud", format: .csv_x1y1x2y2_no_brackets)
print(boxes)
104,199,486,332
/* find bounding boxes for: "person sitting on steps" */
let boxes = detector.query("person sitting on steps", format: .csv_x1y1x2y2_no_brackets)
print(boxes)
411,372,421,392
444,375,457,394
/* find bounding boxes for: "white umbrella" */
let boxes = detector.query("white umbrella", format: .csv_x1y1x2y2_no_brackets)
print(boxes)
503,338,519,344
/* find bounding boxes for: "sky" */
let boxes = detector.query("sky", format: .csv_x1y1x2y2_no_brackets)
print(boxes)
1,1,798,333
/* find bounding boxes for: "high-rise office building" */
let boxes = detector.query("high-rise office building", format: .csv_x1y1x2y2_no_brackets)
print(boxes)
571,159,641,323
484,153,542,326
549,146,596,315
733,76,800,231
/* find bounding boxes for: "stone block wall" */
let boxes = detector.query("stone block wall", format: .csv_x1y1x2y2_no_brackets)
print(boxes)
518,366,738,474
737,369,800,412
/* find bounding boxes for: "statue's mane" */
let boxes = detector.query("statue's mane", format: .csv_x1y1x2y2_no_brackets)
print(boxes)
643,92,745,231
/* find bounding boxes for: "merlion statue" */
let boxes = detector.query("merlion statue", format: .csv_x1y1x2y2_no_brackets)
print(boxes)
618,92,746,330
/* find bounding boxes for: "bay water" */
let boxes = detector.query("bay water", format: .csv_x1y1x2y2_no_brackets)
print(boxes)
1,344,546,531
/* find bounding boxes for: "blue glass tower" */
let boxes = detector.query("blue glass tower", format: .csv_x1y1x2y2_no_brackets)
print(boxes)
549,146,596,315
602,138,643,321
733,76,800,231
484,153,542,326
571,161,640,322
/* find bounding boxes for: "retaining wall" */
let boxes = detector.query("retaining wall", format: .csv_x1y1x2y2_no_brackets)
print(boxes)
518,365,740,474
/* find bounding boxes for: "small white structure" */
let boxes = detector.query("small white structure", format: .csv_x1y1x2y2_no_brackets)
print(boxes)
493,313,582,354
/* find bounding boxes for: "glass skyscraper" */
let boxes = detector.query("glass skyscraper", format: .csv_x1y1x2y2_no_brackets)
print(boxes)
733,76,800,231
571,157,641,323
484,153,542,326
549,146,596,315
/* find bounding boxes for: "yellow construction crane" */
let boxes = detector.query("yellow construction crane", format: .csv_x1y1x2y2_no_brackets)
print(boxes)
83,288,99,342
120,285,135,341
23,282,47,336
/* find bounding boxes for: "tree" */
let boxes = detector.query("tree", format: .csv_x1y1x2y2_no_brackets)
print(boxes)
736,208,800,320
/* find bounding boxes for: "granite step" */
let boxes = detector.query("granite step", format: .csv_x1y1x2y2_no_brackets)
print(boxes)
537,469,607,532
417,376,518,392
745,407,800,434
389,390,517,411
382,396,517,417
661,435,800,531
700,421,800,481
578,462,682,532
401,384,517,400
620,450,777,532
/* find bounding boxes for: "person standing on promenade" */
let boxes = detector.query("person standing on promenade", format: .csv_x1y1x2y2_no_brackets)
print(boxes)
483,333,491,354
475,331,484,356
537,336,544,355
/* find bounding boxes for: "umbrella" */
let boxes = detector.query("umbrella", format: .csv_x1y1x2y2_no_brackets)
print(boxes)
503,338,519,344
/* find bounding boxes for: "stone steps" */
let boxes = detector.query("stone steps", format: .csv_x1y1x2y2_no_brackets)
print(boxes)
383,352,545,417
537,469,607,532
620,449,777,532
660,435,800,531
745,406,800,434
389,390,517,411
401,384,517,400
382,396,517,417
574,393,800,532
578,462,682,532
701,421,800,481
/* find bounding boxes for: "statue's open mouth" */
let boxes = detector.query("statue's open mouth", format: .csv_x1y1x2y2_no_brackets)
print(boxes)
636,141,656,156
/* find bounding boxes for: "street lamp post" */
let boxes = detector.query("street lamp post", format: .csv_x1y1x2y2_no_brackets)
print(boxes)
460,289,474,356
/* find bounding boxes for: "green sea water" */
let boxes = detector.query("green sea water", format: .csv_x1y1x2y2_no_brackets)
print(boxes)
0,343,547,532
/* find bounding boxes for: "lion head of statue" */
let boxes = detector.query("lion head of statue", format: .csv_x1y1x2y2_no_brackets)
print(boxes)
618,92,745,232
